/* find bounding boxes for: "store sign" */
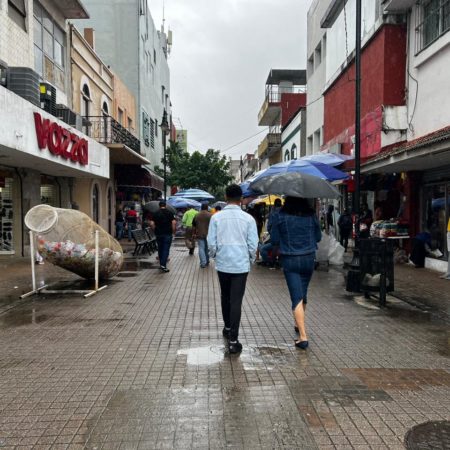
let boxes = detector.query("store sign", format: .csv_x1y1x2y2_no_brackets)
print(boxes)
33,112,88,165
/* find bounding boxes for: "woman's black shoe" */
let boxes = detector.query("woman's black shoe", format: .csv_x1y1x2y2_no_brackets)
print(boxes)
295,340,309,350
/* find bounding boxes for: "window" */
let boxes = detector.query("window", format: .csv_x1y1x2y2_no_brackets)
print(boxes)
314,42,322,69
155,119,158,137
307,54,314,77
142,111,150,147
33,1,66,88
118,108,123,125
284,149,290,161
154,49,156,63
8,0,27,31
291,144,297,160
128,117,133,131
416,0,450,52
161,85,165,103
150,119,155,148
102,102,109,142
81,84,91,135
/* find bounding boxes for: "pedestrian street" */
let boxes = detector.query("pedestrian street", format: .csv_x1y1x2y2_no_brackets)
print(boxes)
0,242,449,449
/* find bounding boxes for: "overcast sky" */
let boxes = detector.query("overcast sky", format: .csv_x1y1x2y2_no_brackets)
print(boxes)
150,0,312,160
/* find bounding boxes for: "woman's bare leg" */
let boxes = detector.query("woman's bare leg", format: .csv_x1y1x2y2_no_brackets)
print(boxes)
293,300,307,341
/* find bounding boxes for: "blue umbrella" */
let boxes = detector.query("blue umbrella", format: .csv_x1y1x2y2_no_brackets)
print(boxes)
173,189,215,201
168,197,202,209
301,153,353,167
239,170,266,198
251,159,349,183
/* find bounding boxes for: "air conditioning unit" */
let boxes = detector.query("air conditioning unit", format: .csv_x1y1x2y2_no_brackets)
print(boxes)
7,67,40,106
56,105,77,125
40,83,57,116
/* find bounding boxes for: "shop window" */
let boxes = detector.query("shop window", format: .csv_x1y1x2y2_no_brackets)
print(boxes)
41,177,59,208
107,187,112,234
8,0,27,31
416,0,450,52
92,184,100,224
423,183,449,258
0,177,14,253
33,1,66,86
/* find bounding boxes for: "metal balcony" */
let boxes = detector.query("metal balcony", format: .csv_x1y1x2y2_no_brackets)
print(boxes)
257,132,281,159
84,116,141,154
257,85,307,126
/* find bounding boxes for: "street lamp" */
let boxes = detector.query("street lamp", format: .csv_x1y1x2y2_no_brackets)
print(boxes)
346,0,362,292
160,110,170,200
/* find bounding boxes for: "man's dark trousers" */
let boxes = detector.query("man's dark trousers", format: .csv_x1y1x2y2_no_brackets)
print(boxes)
217,271,248,341
156,235,172,267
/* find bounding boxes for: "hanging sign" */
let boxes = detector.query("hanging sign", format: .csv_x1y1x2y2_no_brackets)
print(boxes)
33,112,89,165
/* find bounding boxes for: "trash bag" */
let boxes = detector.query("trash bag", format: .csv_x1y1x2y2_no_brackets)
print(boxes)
316,233,330,263
25,205,123,280
328,234,345,265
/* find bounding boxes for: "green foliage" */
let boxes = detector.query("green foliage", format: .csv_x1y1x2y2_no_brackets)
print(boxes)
155,142,232,199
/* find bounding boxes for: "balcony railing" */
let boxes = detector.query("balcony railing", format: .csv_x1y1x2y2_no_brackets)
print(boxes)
257,132,281,159
84,116,141,154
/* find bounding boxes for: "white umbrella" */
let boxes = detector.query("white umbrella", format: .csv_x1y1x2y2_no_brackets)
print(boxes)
250,172,340,199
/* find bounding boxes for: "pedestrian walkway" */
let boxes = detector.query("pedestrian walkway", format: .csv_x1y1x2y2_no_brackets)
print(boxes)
0,243,449,449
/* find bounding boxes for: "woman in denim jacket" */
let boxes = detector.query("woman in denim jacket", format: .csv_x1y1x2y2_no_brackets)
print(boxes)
270,197,322,349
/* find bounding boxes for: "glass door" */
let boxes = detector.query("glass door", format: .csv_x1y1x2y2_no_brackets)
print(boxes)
0,178,14,253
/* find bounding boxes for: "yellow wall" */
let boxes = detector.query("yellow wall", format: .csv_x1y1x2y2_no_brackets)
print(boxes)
70,25,114,117
112,74,137,133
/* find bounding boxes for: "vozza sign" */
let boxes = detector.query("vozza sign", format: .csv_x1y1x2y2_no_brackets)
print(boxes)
33,112,89,165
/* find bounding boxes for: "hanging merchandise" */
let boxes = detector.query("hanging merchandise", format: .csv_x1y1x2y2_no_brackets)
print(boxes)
25,205,123,279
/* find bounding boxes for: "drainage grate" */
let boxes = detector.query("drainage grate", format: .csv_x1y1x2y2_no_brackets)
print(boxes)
405,421,450,449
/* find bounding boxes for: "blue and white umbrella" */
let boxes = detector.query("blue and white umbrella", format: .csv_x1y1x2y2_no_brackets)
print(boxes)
173,189,215,201
168,197,202,210
251,159,349,183
301,153,353,167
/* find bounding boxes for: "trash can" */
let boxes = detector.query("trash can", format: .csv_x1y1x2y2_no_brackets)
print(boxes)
359,238,394,306
25,205,123,280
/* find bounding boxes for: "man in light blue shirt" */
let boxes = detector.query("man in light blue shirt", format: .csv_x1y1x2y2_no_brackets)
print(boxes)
207,184,258,354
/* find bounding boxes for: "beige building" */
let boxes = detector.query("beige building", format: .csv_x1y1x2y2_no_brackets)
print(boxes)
70,25,150,236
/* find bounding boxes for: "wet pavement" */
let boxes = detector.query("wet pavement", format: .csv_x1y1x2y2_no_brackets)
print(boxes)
0,243,449,449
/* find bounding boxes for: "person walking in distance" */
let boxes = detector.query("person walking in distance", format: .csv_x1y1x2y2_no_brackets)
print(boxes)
182,206,198,255
270,197,321,350
150,201,177,273
337,209,353,252
125,205,138,241
193,203,212,268
207,184,259,354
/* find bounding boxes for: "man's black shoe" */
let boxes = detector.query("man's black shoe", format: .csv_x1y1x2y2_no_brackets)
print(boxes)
222,327,231,339
228,341,242,354
160,266,170,273
189,248,194,255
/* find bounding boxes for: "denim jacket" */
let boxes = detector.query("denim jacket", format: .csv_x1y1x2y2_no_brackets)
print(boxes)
270,211,322,256
207,205,259,273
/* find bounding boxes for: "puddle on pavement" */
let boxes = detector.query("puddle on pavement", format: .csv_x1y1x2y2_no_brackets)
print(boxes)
0,308,125,328
177,344,299,369
116,271,138,278
121,260,155,271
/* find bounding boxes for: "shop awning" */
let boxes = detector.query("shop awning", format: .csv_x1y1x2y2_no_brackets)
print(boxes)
108,144,150,166
115,165,164,192
362,125,450,174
